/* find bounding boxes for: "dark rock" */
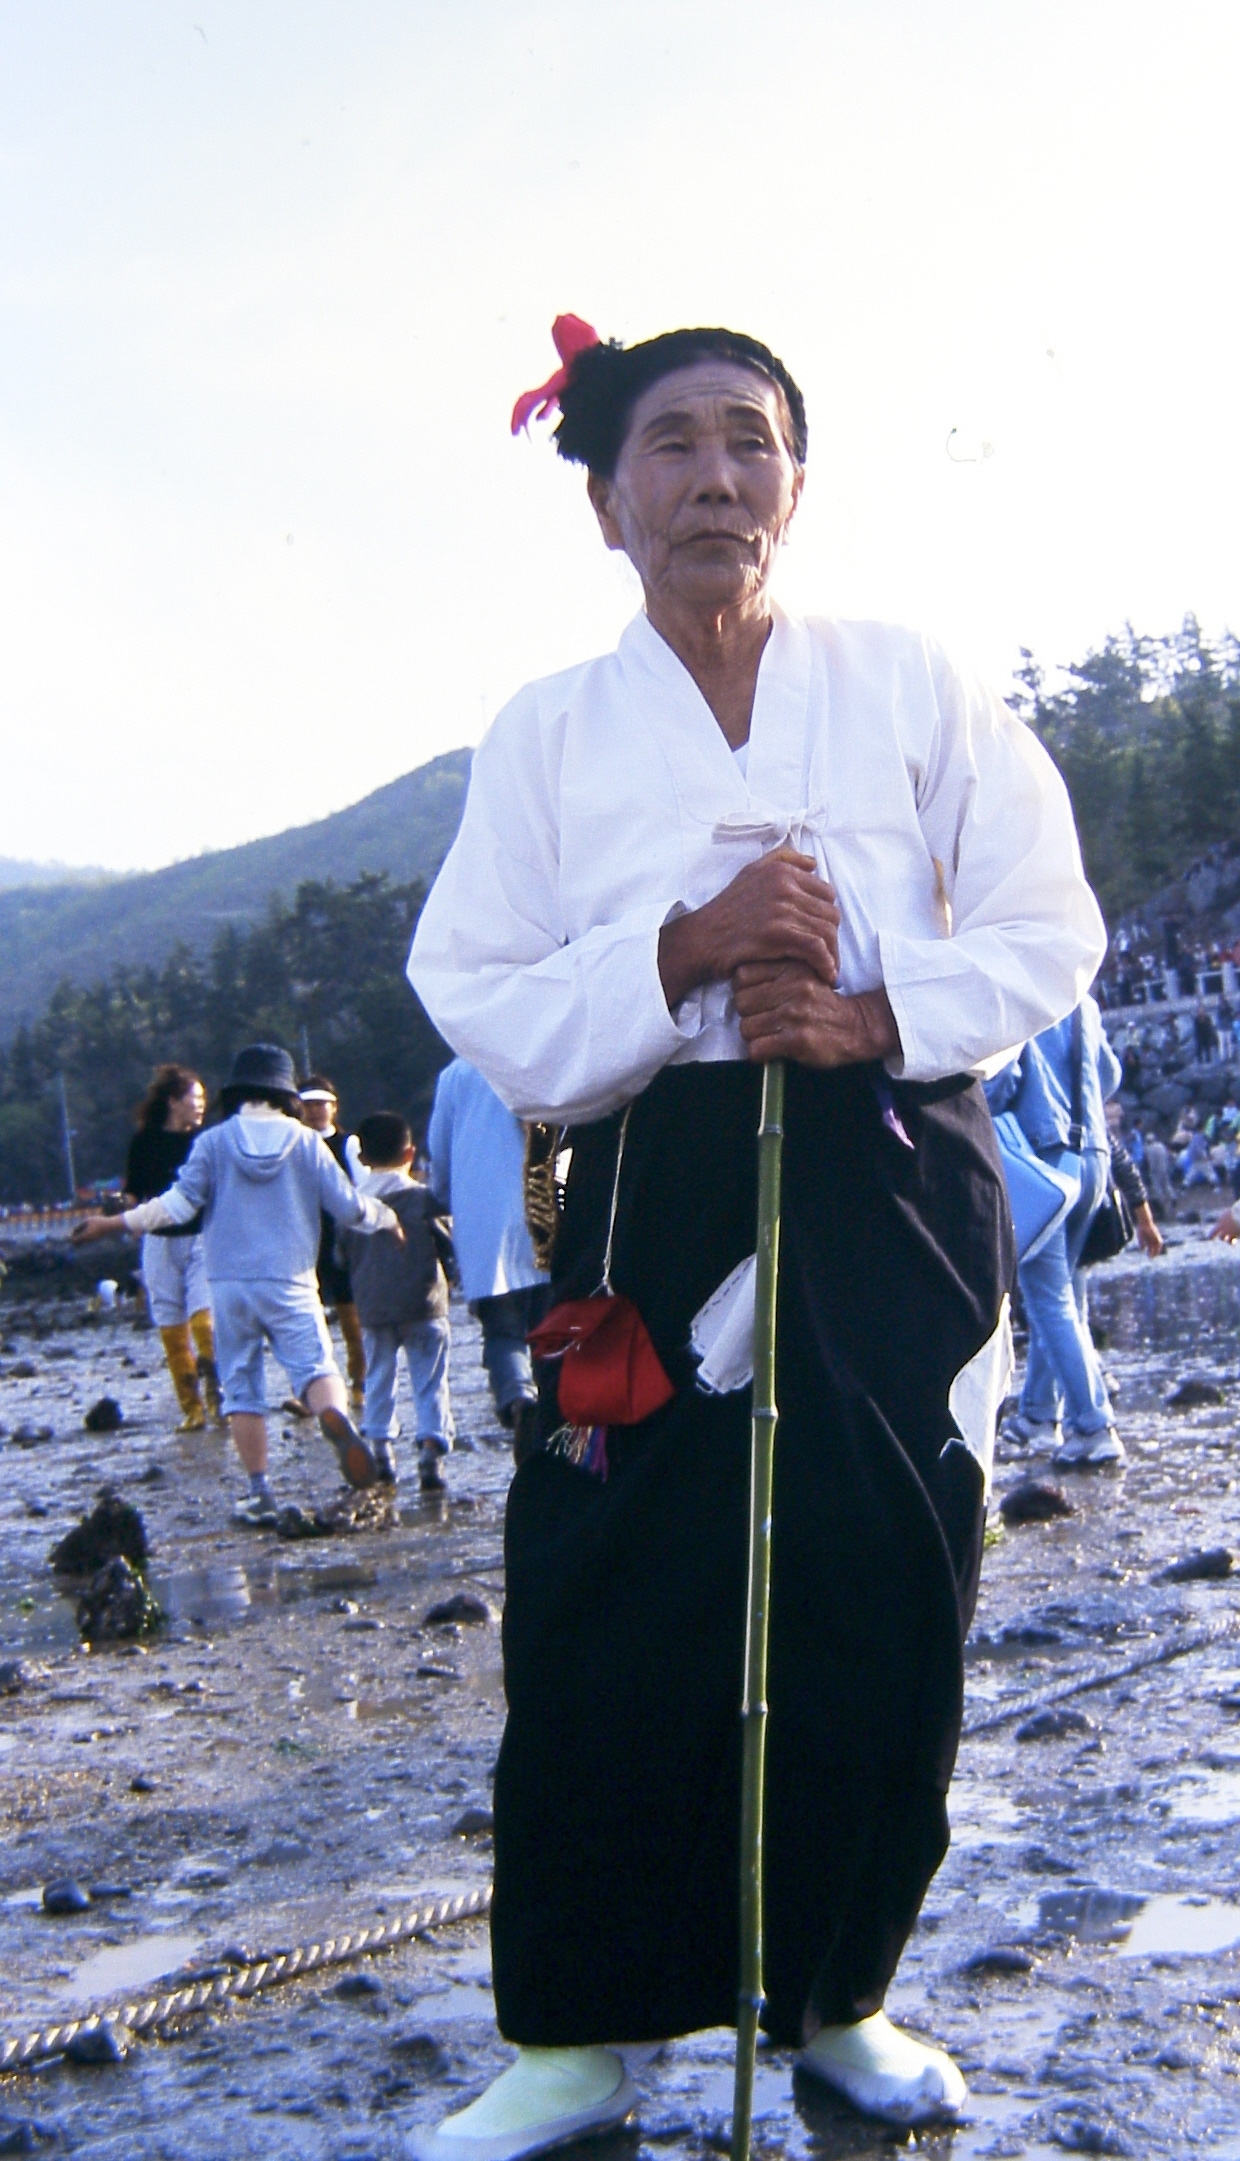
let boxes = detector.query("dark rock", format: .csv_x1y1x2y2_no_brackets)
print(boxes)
0,2122,52,2155
42,1879,91,1915
1166,1378,1226,1409
217,1943,256,1966
1154,2046,1195,2070
23,1501,49,1519
424,1591,494,1627
6,1359,38,1380
999,1620,1065,1647
87,1884,132,1901
275,1504,334,1541
1050,2115,1134,2156
128,1774,155,1794
999,1480,1074,1526
138,1461,166,1484
961,1945,1037,1976
11,1424,54,1449
50,1487,148,1576
321,1485,401,1532
451,1807,495,1837
83,1397,124,1433
1146,1080,1190,1117
63,2022,131,2066
1017,1707,1096,1742
1022,1845,1076,1874
0,1660,27,1695
1158,1547,1233,1582
252,1837,310,1866
390,2032,452,2077
76,1556,162,1642
333,1971,382,1998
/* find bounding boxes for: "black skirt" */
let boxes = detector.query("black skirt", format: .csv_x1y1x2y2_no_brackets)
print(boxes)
491,1060,1012,2047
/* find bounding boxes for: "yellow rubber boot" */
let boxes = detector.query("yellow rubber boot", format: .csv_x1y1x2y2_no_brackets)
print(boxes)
160,1323,206,1432
189,1308,225,1426
338,1302,366,1406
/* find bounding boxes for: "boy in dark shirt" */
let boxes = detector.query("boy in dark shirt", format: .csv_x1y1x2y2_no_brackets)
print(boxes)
343,1113,455,1491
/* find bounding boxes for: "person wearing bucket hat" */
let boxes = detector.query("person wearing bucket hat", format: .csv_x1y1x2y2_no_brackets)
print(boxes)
402,317,1106,2161
76,1042,401,1520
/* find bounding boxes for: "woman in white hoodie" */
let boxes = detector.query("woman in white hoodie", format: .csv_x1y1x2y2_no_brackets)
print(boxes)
76,1043,398,1523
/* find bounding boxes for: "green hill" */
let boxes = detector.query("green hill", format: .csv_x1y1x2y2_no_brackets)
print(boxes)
0,748,471,1039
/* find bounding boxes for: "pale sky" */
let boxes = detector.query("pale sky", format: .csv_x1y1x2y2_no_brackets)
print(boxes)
2,0,1238,872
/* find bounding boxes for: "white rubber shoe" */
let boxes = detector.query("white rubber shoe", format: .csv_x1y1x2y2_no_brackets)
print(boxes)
798,2010,967,2127
406,2046,637,2161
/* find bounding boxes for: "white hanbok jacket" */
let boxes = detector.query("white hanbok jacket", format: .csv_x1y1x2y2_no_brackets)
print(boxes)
408,608,1106,1128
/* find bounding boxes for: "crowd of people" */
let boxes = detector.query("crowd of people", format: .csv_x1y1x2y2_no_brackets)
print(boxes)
74,1048,549,1520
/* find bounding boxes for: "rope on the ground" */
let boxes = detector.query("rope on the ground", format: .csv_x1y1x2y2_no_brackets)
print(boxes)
0,1882,493,2075
963,1615,1239,1738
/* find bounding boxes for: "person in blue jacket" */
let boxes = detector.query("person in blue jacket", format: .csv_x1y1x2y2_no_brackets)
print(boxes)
985,995,1123,1466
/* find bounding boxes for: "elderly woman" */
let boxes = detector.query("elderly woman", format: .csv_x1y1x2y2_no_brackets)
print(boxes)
406,320,1105,2160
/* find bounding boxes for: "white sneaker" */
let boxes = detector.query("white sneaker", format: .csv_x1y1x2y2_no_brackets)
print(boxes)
1055,1425,1126,1467
1000,1412,1062,1452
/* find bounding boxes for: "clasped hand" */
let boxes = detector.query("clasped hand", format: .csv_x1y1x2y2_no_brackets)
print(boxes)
657,847,899,1069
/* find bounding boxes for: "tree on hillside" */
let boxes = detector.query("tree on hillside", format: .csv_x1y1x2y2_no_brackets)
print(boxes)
0,874,447,1204
1015,619,1240,923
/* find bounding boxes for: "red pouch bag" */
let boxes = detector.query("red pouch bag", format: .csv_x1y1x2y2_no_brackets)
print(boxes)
528,1294,674,1427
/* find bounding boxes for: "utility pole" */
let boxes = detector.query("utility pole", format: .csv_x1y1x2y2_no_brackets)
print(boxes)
56,1072,77,1201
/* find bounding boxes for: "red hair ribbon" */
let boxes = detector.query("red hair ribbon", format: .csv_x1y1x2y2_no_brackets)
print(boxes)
511,313,600,435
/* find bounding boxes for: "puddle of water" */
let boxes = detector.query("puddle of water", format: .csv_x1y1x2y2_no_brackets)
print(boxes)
1038,1887,1145,1943
698,2062,788,2121
153,1565,252,1628
1120,1893,1240,1958
70,1931,201,2001
1038,1882,1240,1958
948,1775,1022,1851
1166,1766,1240,1824
412,1983,497,2025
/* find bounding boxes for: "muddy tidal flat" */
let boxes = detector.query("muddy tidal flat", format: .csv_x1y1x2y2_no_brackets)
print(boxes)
4,1235,1240,2157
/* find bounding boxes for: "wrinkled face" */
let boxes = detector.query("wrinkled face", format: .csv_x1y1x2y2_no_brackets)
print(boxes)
587,359,803,615
166,1081,206,1133
302,1095,337,1134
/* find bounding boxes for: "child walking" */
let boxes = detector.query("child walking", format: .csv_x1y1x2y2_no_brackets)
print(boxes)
344,1112,455,1492
76,1044,399,1524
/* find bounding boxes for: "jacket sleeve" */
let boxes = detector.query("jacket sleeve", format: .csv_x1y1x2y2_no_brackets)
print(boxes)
879,648,1108,1083
316,1141,397,1235
982,1056,1022,1116
425,1075,452,1208
1110,1139,1149,1210
407,692,692,1123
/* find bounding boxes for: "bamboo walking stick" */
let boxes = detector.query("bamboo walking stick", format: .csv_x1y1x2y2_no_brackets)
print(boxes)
730,1056,786,2161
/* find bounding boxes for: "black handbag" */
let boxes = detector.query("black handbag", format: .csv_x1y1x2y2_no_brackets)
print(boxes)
1073,1006,1135,1266
1080,1177,1134,1266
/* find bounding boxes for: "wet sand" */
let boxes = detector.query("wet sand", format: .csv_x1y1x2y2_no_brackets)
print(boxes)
3,1234,1240,2157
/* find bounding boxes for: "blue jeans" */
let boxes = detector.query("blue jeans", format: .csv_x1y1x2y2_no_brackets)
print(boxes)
1018,1146,1112,1435
361,1319,453,1449
471,1285,552,1417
